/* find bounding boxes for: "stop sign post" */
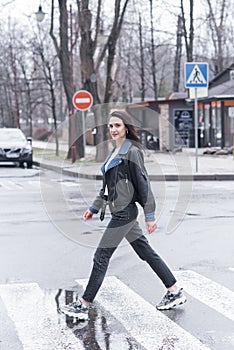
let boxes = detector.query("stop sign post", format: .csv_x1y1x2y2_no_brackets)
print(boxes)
72,90,93,160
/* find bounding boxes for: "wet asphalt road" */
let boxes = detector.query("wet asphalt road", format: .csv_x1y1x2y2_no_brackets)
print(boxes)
0,164,234,350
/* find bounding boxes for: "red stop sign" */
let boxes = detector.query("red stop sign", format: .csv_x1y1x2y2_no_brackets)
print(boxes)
72,90,93,111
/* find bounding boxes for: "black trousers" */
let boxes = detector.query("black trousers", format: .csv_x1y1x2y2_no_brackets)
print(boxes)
82,204,176,302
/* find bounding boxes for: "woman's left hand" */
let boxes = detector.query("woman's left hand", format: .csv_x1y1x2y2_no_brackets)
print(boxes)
145,221,157,234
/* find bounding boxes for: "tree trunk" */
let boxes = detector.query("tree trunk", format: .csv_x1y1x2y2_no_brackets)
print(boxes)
78,0,129,162
181,0,194,62
149,0,157,100
139,14,145,101
173,15,183,92
206,0,227,75
78,0,105,162
50,0,83,159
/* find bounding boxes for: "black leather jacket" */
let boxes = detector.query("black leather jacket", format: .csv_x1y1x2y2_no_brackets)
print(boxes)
89,140,156,222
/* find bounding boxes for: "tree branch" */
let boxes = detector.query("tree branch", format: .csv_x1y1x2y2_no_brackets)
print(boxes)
49,0,60,58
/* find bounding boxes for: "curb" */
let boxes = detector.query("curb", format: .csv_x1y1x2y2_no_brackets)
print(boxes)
34,161,234,181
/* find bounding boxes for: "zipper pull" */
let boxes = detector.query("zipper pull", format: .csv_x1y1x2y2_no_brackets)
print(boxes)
125,173,128,183
125,174,130,192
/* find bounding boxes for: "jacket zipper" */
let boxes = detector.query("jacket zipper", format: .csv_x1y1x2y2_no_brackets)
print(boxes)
112,166,118,207
125,173,130,193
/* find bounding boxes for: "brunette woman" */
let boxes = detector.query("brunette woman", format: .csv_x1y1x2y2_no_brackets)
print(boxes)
61,110,186,319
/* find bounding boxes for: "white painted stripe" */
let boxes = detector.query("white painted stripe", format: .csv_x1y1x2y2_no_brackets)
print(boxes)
1,181,23,190
7,180,17,187
28,180,40,187
0,283,83,350
174,270,234,322
14,183,24,189
75,98,90,103
1,182,13,190
62,182,79,187
76,276,210,350
1,182,12,190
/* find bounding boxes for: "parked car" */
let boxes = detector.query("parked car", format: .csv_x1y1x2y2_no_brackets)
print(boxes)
0,128,33,168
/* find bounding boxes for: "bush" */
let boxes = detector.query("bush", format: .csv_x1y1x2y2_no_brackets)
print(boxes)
33,127,52,141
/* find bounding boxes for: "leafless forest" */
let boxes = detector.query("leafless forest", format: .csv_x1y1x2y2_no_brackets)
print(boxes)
0,0,233,158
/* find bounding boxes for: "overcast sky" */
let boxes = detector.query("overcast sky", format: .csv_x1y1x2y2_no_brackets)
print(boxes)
0,0,201,26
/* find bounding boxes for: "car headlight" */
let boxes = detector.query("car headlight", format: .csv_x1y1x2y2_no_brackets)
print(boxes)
21,145,32,154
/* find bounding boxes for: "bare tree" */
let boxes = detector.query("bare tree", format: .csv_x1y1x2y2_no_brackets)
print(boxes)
20,63,33,137
50,0,83,159
77,0,130,161
149,0,157,99
9,44,20,128
139,14,145,101
205,0,228,75
181,0,194,61
173,15,183,91
37,47,60,156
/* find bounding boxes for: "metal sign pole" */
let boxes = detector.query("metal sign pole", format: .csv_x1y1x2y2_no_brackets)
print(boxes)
82,111,86,160
194,87,198,172
185,62,208,173
72,90,93,161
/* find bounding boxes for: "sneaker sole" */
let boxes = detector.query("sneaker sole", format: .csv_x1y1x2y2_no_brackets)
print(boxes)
60,309,89,320
156,295,187,311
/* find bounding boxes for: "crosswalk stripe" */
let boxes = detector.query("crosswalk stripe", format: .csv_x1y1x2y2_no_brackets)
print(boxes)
0,182,12,190
0,283,83,350
28,180,41,187
76,276,210,350
174,270,234,322
7,180,24,189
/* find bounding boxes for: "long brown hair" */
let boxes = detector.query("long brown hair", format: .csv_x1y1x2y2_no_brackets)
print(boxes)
110,110,143,149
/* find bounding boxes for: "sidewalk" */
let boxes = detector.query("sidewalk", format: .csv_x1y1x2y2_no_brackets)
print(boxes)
33,140,234,181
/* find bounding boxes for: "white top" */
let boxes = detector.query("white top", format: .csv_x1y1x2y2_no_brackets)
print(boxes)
104,147,120,195
104,148,120,172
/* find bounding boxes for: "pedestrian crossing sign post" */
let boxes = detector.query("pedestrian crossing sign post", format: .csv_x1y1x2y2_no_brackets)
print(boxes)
185,62,209,173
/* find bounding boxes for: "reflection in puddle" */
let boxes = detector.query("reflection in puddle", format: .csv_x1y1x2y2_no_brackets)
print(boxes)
50,288,145,350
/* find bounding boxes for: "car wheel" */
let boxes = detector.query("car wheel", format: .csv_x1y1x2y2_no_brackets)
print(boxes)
19,162,25,168
27,161,33,169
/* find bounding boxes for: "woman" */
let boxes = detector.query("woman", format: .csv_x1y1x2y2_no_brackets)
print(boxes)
61,110,186,319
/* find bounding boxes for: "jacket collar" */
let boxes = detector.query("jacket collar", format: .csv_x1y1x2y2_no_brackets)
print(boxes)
101,139,132,174
118,139,132,155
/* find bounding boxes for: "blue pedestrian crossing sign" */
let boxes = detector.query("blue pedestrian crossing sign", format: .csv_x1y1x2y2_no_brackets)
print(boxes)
185,62,208,88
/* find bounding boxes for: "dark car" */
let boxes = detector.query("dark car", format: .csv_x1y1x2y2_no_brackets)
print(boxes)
0,128,33,168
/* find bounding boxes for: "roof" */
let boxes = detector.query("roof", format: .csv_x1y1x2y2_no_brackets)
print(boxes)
209,62,234,86
166,92,187,100
209,79,234,97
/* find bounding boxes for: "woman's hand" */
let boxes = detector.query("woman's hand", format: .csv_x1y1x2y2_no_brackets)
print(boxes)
145,221,157,234
83,209,93,221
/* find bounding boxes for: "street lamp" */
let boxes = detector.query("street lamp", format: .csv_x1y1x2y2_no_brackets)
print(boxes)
35,4,45,22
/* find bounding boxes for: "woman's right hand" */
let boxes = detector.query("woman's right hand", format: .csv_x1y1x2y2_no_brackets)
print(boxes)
83,209,93,221
145,221,157,234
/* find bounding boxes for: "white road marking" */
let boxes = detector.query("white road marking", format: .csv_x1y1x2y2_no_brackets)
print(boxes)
0,182,12,190
0,283,83,350
76,276,210,350
0,180,41,191
14,183,24,189
6,180,17,187
61,182,79,187
75,98,90,103
174,270,234,322
27,180,41,187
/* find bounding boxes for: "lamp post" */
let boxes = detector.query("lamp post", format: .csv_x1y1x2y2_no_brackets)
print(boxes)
35,4,45,22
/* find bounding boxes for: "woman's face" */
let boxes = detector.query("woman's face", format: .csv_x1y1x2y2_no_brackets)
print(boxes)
108,116,127,143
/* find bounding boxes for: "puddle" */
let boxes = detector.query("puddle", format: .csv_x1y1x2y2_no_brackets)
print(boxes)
47,288,146,350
